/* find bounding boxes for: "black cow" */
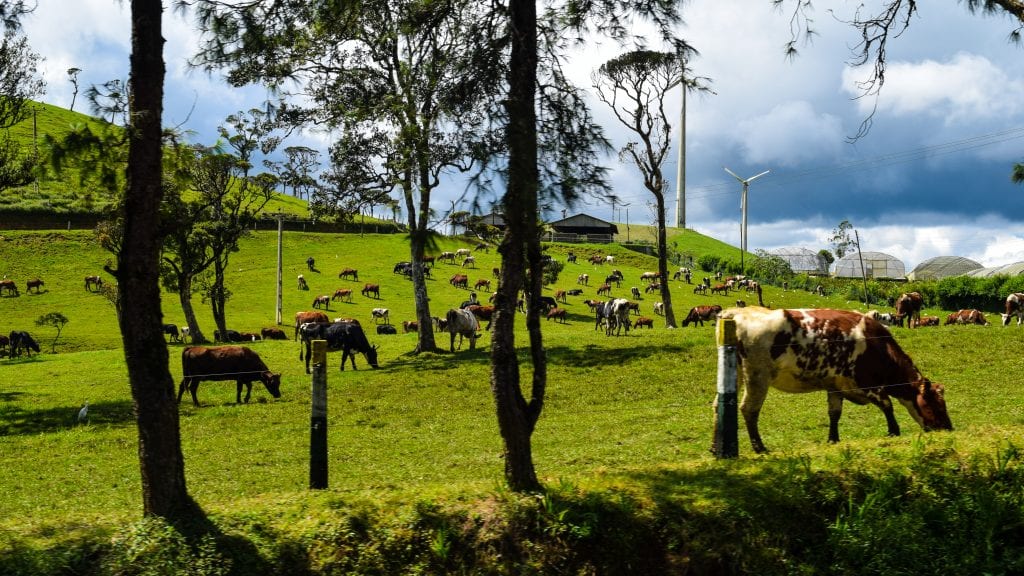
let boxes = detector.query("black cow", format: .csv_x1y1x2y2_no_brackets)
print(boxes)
299,321,380,373
162,323,181,343
214,329,243,343
8,330,40,357
377,324,398,335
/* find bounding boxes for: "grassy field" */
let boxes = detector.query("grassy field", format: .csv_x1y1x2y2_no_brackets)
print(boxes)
2,228,1024,573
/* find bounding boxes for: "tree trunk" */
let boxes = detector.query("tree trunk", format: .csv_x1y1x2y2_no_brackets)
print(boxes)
177,277,207,344
655,193,677,327
211,257,228,338
123,0,198,521
411,159,437,353
491,0,542,493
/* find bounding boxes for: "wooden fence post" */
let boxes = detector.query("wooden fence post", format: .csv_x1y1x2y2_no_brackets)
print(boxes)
713,317,739,458
310,340,328,489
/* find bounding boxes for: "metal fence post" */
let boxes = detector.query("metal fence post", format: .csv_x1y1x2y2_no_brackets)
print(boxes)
310,340,328,489
713,318,739,458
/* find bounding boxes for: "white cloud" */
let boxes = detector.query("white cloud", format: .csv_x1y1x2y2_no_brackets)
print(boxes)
732,101,844,166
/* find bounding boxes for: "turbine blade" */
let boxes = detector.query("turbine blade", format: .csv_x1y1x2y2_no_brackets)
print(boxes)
723,166,743,182
747,169,771,183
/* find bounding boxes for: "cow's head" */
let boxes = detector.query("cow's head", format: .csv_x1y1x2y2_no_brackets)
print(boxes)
914,379,953,431
262,372,282,399
366,344,380,369
1001,313,1013,326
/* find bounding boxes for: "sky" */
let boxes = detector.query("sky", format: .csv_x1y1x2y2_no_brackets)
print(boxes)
16,1,1024,272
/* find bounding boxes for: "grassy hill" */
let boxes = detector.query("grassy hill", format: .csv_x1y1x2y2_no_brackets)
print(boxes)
2,228,1024,575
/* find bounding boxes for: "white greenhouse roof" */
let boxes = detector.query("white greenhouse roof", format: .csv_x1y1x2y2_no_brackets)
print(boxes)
833,251,906,279
768,246,828,274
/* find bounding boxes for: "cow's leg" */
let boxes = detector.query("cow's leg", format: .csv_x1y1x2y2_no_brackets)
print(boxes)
827,392,844,443
340,350,349,370
739,375,770,454
177,378,190,403
450,332,456,352
189,382,201,407
872,396,901,437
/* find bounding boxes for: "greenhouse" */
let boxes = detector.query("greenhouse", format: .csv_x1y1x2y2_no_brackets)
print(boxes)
963,261,1024,278
907,256,984,281
833,251,906,279
768,246,829,275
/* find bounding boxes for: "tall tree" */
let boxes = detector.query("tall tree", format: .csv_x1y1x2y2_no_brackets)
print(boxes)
217,105,281,178
67,67,81,112
829,219,855,259
593,49,707,328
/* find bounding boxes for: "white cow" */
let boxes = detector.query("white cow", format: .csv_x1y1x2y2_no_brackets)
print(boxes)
371,307,390,324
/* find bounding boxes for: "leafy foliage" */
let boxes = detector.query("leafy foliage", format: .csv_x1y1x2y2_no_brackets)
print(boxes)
34,311,69,353
0,28,44,130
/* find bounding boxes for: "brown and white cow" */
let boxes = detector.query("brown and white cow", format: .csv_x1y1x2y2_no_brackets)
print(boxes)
945,309,988,326
894,291,923,328
178,346,281,407
717,307,952,453
294,310,330,340
681,305,722,327
1001,293,1024,326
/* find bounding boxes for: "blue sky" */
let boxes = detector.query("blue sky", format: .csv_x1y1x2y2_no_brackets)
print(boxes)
19,1,1024,271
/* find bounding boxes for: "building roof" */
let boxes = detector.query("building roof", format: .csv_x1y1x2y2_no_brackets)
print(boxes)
547,213,619,234
768,246,828,274
907,255,984,281
833,251,906,279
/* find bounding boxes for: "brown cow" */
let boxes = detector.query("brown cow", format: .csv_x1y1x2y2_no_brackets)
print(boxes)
546,307,567,323
332,288,353,302
26,278,44,293
338,267,359,281
467,304,496,330
474,279,492,291
634,316,654,329
716,307,952,453
917,315,940,327
596,283,612,296
361,283,381,298
894,291,923,328
450,274,469,289
312,294,331,310
402,320,419,333
178,346,282,407
294,310,330,340
555,289,567,303
682,305,722,327
261,327,288,340
945,309,988,326
0,278,19,296
84,275,103,291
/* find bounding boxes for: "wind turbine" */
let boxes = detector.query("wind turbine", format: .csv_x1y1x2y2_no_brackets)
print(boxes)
724,167,770,274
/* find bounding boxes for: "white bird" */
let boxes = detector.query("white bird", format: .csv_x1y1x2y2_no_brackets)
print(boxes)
77,401,89,424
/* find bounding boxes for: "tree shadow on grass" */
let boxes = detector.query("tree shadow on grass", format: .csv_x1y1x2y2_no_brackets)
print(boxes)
0,399,136,436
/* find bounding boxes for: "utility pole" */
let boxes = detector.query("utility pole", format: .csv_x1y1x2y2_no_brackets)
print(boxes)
674,62,686,229
855,230,869,306
274,211,284,324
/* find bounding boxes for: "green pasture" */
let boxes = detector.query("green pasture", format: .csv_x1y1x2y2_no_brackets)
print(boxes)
2,229,1024,554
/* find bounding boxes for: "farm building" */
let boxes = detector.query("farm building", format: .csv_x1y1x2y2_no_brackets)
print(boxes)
768,246,828,275
833,251,906,279
962,261,1024,278
907,255,984,281
544,213,619,243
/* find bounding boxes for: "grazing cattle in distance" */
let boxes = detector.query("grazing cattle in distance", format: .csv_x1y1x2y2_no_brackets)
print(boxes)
85,275,103,291
895,291,924,328
474,242,489,253
645,282,661,294
717,307,952,453
475,279,492,291
653,302,665,315
626,301,641,316
214,329,243,343
597,283,612,297
371,308,390,324
535,295,558,312
297,274,308,290
393,261,412,274
450,274,469,289
555,289,567,303
584,299,603,311
446,308,480,352
306,256,316,271
588,254,605,265
0,278,19,296
180,327,191,343
338,268,359,281
710,284,729,296
640,271,659,283
8,331,40,357
945,309,988,326
630,286,641,300
567,288,584,296
492,267,501,279
294,310,330,340
546,307,567,323
402,320,419,333
567,252,577,263
681,305,722,327
634,316,654,329
595,298,631,336
261,327,287,340
419,255,436,268
361,283,381,298
693,284,707,295
577,273,589,285
162,323,181,343
917,315,940,327
377,324,397,335
455,248,472,260
299,321,380,373
439,251,455,264
26,278,44,293
606,255,615,264
461,256,476,268
178,346,281,407
312,295,331,310
1002,293,1024,326
467,305,496,329
332,288,353,302
605,273,623,287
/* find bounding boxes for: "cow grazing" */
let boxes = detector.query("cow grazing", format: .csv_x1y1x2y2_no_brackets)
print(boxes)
85,275,103,291
475,279,492,291
597,283,612,297
693,284,707,295
461,256,476,268
297,274,308,290
294,310,330,340
450,274,469,289
178,346,281,407
1002,293,1024,326
332,288,353,302
475,242,490,253
577,273,589,285
493,267,501,279
455,248,472,260
371,308,390,324
432,316,448,332
717,307,952,453
162,323,181,343
546,307,567,323
634,316,654,329
589,254,605,265
377,324,397,335
0,334,8,356
361,283,381,298
640,271,659,283
630,286,641,300
26,278,44,293
605,273,622,287
338,267,359,281
945,309,988,326
595,298,631,336
895,291,923,328
8,331,40,357
0,278,19,296
710,284,729,296
467,304,496,330
440,251,456,264
645,282,661,294
446,308,480,352
402,320,419,333
261,327,287,340
299,321,380,373
681,305,722,327
653,302,665,315
555,289,567,303
312,294,331,310
567,252,577,263
535,295,557,312
180,327,191,343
